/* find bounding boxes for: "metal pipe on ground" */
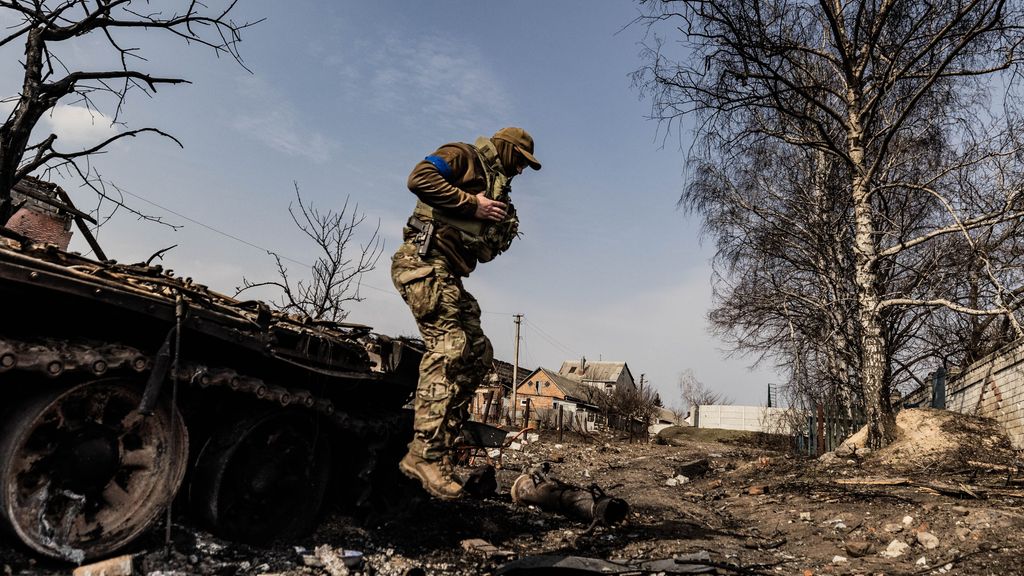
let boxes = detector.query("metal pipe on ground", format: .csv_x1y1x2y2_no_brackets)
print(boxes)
510,465,628,530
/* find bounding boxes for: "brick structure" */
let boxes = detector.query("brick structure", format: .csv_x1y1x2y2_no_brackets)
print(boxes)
4,177,73,249
470,359,533,423
513,368,601,431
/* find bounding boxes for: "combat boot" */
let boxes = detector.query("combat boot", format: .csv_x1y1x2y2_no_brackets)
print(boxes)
399,452,463,500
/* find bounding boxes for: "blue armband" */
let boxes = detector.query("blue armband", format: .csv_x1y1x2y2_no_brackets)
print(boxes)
424,155,454,182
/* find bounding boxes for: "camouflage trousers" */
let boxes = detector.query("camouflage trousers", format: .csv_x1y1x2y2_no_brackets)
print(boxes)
391,241,493,462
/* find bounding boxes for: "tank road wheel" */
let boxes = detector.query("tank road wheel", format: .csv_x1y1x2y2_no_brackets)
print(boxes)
0,379,188,562
189,409,332,544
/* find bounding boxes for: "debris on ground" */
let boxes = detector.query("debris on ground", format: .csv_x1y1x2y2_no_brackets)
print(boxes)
3,409,1024,575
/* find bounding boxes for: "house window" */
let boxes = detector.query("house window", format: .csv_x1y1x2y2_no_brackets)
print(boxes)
568,367,576,374
536,382,541,393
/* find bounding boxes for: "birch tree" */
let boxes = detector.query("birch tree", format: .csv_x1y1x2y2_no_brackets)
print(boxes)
635,0,1024,447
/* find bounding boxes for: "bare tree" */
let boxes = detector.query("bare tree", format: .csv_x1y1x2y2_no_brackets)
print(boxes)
678,369,732,412
0,1,260,224
237,184,384,323
589,383,660,437
636,0,1024,447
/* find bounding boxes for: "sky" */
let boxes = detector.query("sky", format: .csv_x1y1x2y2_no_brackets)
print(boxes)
1,1,779,409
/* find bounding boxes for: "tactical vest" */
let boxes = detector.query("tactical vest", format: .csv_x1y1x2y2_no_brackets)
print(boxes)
413,137,520,265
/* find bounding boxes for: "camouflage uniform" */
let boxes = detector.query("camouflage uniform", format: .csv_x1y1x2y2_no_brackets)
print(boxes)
392,242,493,461
392,128,540,497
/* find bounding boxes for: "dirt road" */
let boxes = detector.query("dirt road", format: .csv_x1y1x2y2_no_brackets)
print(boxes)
3,414,1022,575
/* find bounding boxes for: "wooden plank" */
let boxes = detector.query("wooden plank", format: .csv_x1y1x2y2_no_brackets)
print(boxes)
835,477,911,486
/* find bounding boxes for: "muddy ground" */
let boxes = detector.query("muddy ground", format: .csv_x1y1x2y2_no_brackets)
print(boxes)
3,409,1023,576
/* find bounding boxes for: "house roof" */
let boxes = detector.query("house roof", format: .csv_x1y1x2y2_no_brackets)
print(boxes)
523,367,598,405
558,360,633,385
491,358,533,389
654,407,679,424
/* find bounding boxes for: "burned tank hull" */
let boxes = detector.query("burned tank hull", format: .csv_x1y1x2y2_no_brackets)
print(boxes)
0,235,423,561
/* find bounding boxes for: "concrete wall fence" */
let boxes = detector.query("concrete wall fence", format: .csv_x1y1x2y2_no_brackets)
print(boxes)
694,405,796,433
938,342,1024,450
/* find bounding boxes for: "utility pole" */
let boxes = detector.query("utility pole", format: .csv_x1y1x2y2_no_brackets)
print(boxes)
639,373,645,392
512,313,523,427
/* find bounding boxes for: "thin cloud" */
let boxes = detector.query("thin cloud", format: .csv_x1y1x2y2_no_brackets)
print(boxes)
352,33,513,131
232,77,334,163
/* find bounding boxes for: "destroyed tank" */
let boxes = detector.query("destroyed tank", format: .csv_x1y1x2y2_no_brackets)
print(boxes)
0,229,428,562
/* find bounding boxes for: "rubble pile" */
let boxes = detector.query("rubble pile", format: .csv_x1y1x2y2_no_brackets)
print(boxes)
832,407,1017,471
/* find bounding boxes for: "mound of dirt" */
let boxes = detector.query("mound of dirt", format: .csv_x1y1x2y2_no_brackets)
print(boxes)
837,408,1016,471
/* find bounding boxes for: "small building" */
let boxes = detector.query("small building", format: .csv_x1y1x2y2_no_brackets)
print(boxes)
513,367,602,432
648,407,682,437
558,358,636,395
5,177,73,249
470,358,532,424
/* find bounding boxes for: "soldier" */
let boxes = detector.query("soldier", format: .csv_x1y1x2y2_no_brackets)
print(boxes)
392,127,541,499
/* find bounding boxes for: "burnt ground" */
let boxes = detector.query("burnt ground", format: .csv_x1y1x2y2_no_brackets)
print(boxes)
3,418,1024,576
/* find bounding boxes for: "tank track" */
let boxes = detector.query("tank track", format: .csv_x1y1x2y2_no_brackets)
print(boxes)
0,334,408,519
0,334,402,430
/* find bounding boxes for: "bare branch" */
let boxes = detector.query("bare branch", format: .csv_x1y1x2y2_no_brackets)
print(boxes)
236,184,384,323
0,1,258,224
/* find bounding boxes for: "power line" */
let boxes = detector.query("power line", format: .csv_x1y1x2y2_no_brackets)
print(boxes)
110,188,554,320
117,187,312,268
116,186,404,298
523,316,578,358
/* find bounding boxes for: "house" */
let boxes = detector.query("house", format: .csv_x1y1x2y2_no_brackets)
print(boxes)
512,367,602,432
470,358,532,424
648,406,683,436
558,358,636,395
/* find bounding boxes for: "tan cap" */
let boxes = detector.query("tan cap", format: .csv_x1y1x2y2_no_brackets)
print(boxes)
492,127,541,170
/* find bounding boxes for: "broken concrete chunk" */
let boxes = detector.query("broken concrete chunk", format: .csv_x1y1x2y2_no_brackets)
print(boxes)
916,531,940,549
880,539,910,558
314,545,362,576
73,555,135,576
460,538,514,561
845,540,873,557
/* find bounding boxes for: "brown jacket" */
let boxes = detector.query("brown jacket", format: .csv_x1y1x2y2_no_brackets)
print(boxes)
406,142,487,218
